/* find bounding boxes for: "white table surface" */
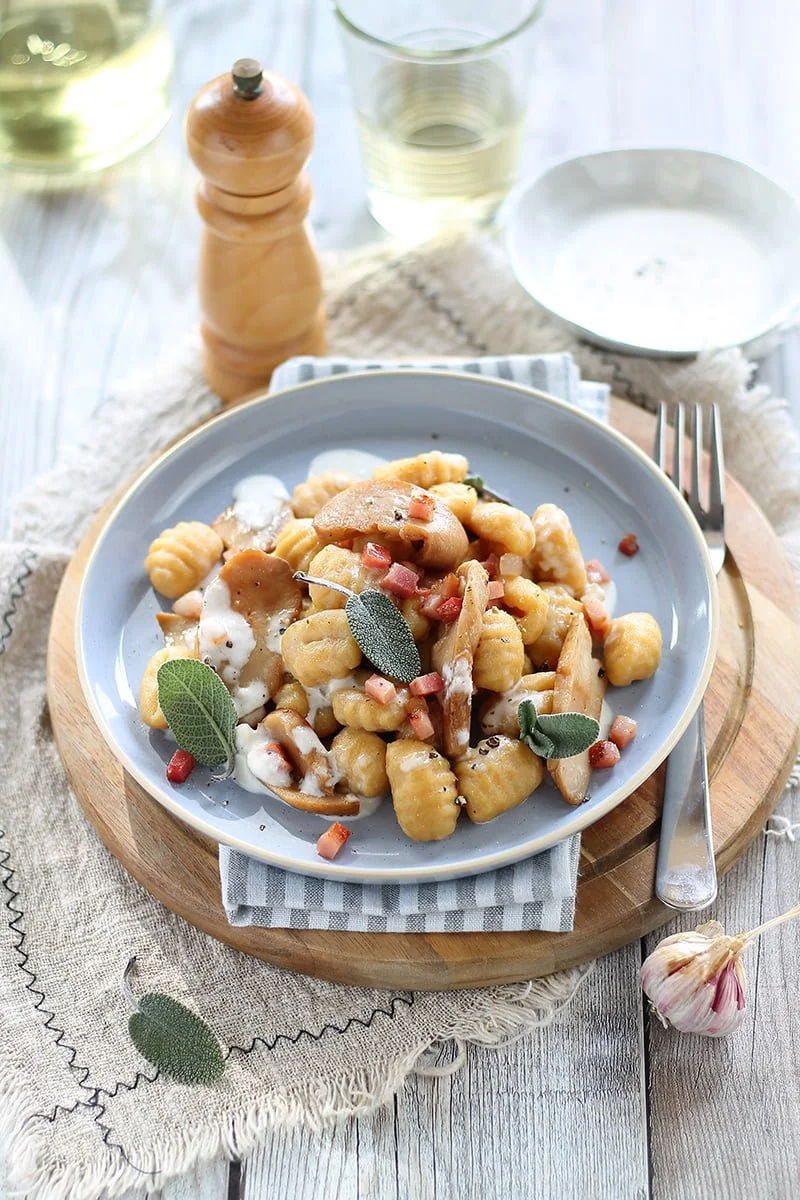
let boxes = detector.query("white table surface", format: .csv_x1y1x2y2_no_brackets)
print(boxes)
2,2,799,1197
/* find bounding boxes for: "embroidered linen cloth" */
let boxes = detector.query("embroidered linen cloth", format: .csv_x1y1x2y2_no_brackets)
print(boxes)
220,351,608,933
1,235,799,1200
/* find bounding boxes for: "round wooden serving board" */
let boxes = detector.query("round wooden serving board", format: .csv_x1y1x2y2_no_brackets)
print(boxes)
47,399,800,990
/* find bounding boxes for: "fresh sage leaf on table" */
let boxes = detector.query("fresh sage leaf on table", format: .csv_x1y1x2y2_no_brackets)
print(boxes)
294,571,421,682
156,658,237,767
122,958,225,1085
518,701,600,760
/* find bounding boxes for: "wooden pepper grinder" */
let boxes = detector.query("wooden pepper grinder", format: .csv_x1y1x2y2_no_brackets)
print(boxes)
185,58,326,403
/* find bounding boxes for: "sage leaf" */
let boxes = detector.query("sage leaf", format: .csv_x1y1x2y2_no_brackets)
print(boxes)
345,589,421,683
156,658,237,767
518,700,599,760
129,995,225,1085
463,474,485,494
122,957,225,1085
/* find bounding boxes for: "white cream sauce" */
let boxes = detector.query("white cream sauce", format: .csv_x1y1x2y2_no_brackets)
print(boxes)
308,448,387,481
232,725,275,794
232,681,269,720
547,206,770,352
443,656,473,697
304,675,357,725
199,576,255,688
232,474,289,530
340,792,385,820
398,748,437,773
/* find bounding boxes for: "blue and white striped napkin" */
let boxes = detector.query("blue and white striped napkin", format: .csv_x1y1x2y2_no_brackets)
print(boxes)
219,353,610,934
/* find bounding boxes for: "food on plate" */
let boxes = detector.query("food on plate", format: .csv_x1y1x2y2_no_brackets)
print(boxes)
139,451,662,848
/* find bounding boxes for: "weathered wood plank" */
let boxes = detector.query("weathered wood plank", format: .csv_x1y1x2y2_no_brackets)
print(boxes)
241,947,649,1200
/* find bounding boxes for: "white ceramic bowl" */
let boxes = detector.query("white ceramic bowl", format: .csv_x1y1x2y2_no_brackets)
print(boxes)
508,148,800,357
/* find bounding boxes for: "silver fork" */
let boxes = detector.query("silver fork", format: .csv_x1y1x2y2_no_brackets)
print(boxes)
653,401,725,910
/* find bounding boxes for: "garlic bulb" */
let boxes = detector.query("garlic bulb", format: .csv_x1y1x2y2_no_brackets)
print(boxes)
641,904,800,1037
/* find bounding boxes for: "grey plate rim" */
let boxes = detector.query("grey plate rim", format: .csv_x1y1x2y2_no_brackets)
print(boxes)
507,146,800,358
74,369,720,883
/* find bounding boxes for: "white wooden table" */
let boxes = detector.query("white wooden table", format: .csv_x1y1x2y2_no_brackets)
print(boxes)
2,3,799,1197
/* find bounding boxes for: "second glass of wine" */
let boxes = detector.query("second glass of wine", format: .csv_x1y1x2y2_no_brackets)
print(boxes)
334,0,544,238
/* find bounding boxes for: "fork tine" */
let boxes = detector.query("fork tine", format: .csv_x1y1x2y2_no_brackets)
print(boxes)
654,401,667,470
673,402,685,495
709,403,725,522
690,404,703,517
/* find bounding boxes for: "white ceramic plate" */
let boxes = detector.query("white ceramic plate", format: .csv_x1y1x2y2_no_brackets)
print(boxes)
76,370,718,883
508,148,800,357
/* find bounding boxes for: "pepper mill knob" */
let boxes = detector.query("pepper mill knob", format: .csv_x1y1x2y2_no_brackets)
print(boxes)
185,59,326,402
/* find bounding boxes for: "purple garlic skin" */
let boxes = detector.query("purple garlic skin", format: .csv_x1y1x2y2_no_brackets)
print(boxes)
640,922,747,1037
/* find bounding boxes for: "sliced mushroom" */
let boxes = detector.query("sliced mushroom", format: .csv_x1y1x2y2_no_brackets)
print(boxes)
155,611,199,652
312,480,469,570
216,550,302,700
266,784,360,817
431,560,489,757
212,499,293,553
548,615,607,806
263,708,337,794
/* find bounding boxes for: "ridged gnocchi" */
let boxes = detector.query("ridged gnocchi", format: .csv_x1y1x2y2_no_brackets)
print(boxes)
281,609,362,688
331,728,389,797
386,740,461,841
272,518,322,573
372,450,468,488
527,585,584,669
502,576,550,645
455,737,544,823
473,607,525,692
140,445,662,846
306,544,378,609
331,681,411,732
144,521,222,599
292,472,353,518
529,504,587,596
429,481,479,523
467,501,536,557
603,612,662,687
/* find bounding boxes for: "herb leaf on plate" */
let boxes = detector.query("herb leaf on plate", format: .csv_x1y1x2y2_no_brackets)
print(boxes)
156,658,237,767
518,700,600,760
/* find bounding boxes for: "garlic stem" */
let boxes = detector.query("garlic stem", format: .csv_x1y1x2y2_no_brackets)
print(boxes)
738,901,800,944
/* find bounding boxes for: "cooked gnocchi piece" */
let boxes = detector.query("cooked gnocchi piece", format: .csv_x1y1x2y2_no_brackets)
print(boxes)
603,613,662,687
272,518,322,573
144,521,222,599
473,607,525,692
139,643,197,729
455,737,544,823
466,501,536,557
386,740,461,841
292,471,353,518
140,446,661,843
281,609,362,688
529,503,587,597
331,728,389,797
372,450,468,488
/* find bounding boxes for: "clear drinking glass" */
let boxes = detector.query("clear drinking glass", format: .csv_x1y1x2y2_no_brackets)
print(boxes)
0,0,172,175
334,0,544,237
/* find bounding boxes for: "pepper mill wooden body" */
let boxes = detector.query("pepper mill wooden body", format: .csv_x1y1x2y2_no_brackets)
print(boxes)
185,59,326,403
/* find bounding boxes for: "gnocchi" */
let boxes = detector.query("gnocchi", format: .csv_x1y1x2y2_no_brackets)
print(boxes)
144,521,222,599
139,447,661,846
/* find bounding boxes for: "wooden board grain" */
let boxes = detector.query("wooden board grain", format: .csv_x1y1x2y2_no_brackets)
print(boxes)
46,399,800,991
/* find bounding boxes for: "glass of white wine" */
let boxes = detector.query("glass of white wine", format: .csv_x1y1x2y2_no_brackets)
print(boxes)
0,0,172,176
334,0,544,237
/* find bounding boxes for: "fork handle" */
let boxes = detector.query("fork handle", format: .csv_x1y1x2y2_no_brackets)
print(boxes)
655,703,718,911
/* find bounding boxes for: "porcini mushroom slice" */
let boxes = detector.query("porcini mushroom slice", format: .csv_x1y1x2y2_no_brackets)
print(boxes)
212,499,293,553
218,550,302,699
431,560,489,758
312,479,469,570
155,611,198,651
267,784,361,817
548,615,607,806
263,707,336,794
